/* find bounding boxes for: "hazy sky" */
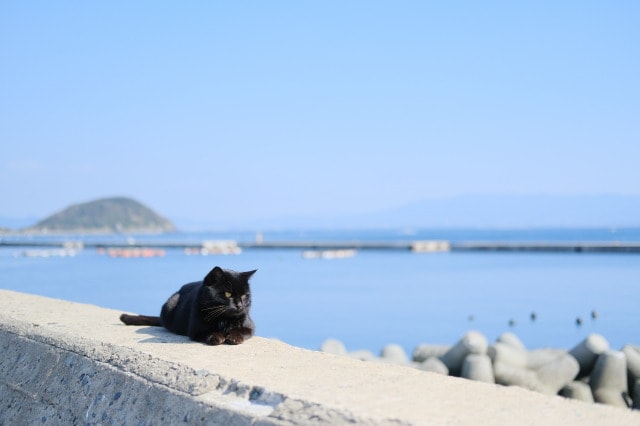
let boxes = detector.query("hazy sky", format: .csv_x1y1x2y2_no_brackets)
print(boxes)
2,2,639,227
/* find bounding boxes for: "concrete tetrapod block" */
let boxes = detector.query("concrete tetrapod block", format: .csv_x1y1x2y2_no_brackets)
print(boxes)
634,380,640,410
526,348,569,370
412,344,451,363
416,357,449,375
489,343,540,390
320,339,347,356
569,334,610,379
490,343,578,395
561,381,595,403
440,331,488,376
496,332,527,351
488,342,528,368
535,352,580,395
492,358,542,391
622,345,640,400
380,344,410,365
461,354,495,384
590,350,629,408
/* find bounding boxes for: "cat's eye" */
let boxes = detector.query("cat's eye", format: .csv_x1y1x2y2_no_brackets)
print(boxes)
224,292,232,298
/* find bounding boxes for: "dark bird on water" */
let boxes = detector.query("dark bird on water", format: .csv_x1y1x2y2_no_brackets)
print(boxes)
508,319,516,327
591,310,598,320
530,311,537,322
576,317,583,327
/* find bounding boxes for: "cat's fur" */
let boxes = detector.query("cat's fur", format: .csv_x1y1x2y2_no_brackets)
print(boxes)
120,266,256,345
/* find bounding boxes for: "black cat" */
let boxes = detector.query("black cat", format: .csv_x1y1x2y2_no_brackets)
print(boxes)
120,266,257,345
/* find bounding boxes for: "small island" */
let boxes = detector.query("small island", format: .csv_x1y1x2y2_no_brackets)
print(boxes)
24,197,177,234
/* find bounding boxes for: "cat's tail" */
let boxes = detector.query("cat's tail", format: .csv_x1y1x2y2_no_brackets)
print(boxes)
120,313,162,327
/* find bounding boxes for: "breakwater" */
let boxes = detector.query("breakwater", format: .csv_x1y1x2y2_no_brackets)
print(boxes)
2,238,640,253
2,290,639,425
321,332,640,410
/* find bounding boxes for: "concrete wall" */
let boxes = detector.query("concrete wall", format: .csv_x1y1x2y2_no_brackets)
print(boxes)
1,289,639,425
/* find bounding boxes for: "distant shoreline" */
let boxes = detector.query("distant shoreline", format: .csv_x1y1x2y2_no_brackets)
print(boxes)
2,235,640,254
0,227,177,236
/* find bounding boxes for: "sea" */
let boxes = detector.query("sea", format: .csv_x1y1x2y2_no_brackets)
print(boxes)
1,228,639,355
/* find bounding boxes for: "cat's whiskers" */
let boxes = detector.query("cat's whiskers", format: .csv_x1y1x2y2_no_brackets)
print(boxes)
203,307,228,316
202,305,232,322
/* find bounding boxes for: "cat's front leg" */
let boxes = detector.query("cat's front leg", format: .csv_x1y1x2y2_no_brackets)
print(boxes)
201,332,226,345
225,327,253,345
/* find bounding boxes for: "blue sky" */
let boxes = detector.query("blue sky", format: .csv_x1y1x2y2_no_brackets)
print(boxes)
1,2,639,228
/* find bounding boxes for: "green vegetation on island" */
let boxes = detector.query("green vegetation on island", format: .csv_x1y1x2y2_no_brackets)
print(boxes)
28,197,177,234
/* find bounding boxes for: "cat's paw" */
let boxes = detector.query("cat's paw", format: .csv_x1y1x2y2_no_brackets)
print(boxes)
204,332,226,345
225,330,245,345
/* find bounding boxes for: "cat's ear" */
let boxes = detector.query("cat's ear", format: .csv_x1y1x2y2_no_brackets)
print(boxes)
242,269,257,280
204,266,225,287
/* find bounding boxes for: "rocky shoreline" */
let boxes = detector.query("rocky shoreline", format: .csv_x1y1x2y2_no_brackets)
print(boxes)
321,332,640,410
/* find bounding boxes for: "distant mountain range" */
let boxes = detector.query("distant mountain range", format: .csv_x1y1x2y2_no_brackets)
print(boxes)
222,194,640,230
343,194,640,229
19,197,176,234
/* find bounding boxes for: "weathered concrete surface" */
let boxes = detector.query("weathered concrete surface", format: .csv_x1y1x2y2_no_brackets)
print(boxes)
1,290,639,425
